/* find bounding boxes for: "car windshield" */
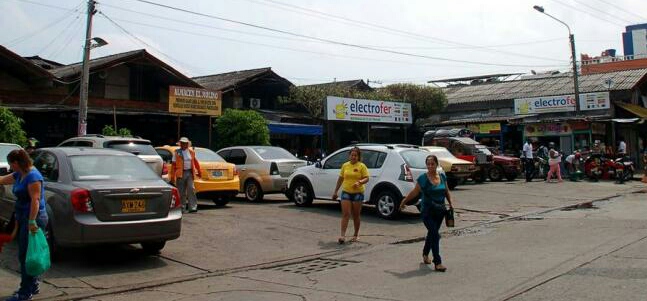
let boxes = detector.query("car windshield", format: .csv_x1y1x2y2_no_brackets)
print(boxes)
70,155,160,181
475,145,493,155
426,149,456,159
252,147,297,160
0,145,20,162
399,149,432,169
194,148,225,162
104,141,158,156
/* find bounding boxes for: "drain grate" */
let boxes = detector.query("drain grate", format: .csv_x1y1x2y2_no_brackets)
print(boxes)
267,258,356,275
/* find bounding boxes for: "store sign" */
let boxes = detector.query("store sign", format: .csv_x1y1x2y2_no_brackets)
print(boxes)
468,123,501,134
525,123,571,136
169,86,222,116
325,96,412,124
514,92,610,114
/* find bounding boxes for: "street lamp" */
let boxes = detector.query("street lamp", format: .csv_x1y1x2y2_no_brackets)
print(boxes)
78,0,108,136
533,5,580,115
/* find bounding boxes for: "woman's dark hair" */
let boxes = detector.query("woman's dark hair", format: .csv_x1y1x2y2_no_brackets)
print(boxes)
7,149,32,172
349,147,362,161
425,154,439,166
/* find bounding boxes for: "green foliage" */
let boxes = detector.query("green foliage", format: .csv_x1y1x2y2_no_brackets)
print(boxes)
278,83,446,120
215,109,270,149
0,107,27,146
102,125,132,136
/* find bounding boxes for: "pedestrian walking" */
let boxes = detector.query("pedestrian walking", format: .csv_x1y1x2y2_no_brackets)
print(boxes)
522,139,534,182
0,149,49,301
170,137,201,213
617,136,627,158
332,147,369,244
546,142,563,183
400,155,454,272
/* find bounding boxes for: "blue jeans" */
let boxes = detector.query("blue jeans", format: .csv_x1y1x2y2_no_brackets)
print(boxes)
15,210,48,295
421,206,445,264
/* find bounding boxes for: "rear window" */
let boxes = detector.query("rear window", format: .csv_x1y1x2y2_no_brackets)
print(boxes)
194,148,225,162
104,141,157,156
252,147,297,160
70,155,160,181
399,149,431,169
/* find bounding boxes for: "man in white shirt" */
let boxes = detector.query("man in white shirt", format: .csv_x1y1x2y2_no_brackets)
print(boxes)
522,139,534,182
617,137,627,157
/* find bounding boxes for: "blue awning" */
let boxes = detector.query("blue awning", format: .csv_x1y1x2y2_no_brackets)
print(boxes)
268,122,322,135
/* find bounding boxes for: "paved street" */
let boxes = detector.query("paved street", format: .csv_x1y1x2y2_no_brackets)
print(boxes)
0,179,645,300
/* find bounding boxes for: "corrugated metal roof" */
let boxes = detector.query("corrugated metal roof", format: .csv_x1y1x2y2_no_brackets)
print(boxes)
49,50,143,78
193,67,293,92
444,68,647,105
299,79,372,91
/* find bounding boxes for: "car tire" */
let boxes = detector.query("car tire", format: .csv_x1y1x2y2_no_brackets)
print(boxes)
212,198,229,207
375,189,402,220
291,181,314,207
488,166,504,182
244,180,264,202
447,178,458,190
141,241,166,255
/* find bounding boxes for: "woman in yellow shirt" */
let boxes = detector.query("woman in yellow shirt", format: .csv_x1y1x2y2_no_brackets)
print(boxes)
332,147,369,244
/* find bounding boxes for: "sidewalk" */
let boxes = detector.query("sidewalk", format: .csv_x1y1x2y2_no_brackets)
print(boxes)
71,192,647,301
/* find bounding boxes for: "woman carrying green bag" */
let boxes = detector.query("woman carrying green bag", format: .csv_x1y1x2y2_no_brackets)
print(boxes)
0,149,49,301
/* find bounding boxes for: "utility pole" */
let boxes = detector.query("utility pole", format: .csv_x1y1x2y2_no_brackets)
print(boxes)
78,0,97,136
569,33,581,116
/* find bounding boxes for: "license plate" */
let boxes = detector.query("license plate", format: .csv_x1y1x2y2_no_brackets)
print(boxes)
121,199,146,213
211,170,223,177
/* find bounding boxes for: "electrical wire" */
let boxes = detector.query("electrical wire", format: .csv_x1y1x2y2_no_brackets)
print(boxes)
127,0,567,68
4,1,84,47
10,0,78,11
36,12,83,55
571,0,636,25
591,0,647,22
548,0,626,27
48,17,85,60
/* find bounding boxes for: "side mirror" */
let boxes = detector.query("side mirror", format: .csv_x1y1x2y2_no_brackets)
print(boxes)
315,160,322,168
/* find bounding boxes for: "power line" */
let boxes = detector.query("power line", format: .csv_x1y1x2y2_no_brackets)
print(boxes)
591,0,647,23
49,17,85,60
4,1,84,47
128,0,567,68
571,0,636,25
548,0,626,27
10,0,79,11
36,12,82,55
247,0,567,62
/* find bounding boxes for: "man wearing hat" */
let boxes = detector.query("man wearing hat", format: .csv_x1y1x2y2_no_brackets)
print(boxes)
170,137,201,213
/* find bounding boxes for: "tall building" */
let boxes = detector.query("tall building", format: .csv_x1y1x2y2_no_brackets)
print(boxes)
623,23,647,59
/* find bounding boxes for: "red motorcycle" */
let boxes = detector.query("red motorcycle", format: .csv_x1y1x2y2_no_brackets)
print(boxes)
584,154,634,183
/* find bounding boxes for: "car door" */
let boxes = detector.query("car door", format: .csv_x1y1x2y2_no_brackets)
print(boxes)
219,149,248,190
361,150,387,195
313,149,349,199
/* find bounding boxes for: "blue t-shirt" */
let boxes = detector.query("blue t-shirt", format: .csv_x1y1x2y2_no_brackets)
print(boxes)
12,168,46,215
417,173,446,211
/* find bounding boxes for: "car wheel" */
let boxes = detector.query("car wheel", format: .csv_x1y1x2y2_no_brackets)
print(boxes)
141,241,166,255
212,198,229,207
244,180,264,202
44,222,60,261
291,181,313,207
488,166,504,182
447,178,458,190
376,189,401,220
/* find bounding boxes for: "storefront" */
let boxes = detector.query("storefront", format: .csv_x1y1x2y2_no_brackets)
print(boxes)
324,96,412,151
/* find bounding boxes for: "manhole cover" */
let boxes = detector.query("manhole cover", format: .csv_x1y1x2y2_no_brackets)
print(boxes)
267,258,356,275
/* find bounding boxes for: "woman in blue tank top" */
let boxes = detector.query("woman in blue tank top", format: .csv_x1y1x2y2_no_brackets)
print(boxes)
400,154,454,272
0,149,49,301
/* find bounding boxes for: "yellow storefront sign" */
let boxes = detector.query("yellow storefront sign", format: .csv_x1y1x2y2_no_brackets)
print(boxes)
169,86,222,116
468,123,501,134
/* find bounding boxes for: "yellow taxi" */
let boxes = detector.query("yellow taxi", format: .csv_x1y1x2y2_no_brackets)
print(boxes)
155,146,240,206
421,146,476,190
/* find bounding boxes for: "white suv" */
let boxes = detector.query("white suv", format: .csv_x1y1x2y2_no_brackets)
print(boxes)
286,144,435,219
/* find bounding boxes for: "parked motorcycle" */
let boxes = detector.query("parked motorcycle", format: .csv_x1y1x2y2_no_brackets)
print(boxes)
583,153,634,183
613,155,635,184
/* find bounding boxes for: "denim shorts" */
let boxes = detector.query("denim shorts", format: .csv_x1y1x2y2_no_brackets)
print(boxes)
341,191,364,202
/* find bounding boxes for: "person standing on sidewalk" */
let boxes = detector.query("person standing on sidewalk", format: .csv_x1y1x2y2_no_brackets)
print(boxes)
0,149,49,301
332,147,369,244
170,137,201,213
522,139,534,182
546,142,563,183
400,155,454,272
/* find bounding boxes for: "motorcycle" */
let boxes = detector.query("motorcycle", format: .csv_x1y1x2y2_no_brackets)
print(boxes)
584,153,634,183
613,155,635,184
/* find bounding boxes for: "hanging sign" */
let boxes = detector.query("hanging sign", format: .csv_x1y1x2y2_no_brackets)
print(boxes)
169,86,222,116
525,123,572,136
514,92,610,114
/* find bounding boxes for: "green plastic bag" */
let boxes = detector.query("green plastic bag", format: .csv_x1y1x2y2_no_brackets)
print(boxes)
26,229,50,276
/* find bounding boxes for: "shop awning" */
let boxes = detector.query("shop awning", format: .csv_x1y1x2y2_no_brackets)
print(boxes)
615,101,647,118
268,122,322,135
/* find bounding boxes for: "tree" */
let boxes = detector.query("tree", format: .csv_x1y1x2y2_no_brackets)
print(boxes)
102,125,132,136
214,109,270,149
0,107,27,146
383,83,447,120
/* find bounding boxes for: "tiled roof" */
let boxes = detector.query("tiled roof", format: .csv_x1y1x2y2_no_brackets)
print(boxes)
193,67,292,91
0,45,53,79
443,68,647,105
300,79,372,91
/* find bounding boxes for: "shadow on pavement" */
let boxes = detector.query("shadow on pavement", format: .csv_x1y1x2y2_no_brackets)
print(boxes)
384,263,436,279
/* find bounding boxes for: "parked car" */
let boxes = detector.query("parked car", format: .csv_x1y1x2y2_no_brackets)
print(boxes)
217,146,306,202
156,146,240,207
490,154,522,181
420,146,476,189
58,134,163,176
0,148,182,255
423,129,493,183
287,144,436,219
0,143,21,175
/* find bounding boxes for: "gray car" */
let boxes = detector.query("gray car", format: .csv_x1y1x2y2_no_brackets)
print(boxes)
0,148,182,254
217,146,306,202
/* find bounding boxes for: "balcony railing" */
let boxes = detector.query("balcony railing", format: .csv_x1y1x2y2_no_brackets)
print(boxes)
582,53,647,65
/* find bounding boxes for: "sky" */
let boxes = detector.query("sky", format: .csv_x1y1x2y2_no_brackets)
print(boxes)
1,0,647,87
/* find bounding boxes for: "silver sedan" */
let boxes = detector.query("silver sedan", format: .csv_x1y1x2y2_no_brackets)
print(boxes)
0,147,182,255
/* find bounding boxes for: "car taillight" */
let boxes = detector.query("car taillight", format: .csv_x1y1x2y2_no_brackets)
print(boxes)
171,187,181,209
270,162,280,175
71,189,93,212
233,166,239,176
162,164,168,175
403,164,413,182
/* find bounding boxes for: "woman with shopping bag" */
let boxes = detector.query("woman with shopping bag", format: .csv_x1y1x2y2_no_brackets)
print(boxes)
0,149,49,301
